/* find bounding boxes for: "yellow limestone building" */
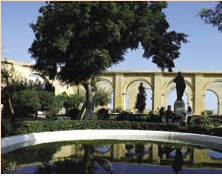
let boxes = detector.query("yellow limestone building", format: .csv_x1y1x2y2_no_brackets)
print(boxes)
2,59,222,115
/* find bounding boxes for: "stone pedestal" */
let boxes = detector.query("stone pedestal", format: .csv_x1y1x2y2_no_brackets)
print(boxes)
174,100,185,115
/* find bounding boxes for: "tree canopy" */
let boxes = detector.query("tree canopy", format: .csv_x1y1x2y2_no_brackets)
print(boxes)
198,1,222,32
29,1,187,85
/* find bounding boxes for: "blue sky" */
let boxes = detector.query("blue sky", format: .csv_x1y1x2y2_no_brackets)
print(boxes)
1,1,221,111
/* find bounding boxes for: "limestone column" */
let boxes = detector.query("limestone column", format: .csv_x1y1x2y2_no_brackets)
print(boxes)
161,94,167,108
219,97,222,115
153,73,162,112
194,74,204,115
113,73,124,110
192,148,202,165
152,144,161,163
112,144,125,160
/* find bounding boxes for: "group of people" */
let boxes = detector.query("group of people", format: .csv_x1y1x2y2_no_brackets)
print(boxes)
159,105,193,126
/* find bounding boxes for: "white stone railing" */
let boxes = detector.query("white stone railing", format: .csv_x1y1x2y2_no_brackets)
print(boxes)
1,130,222,154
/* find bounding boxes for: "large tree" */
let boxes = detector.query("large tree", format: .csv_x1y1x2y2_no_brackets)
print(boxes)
29,1,187,120
198,1,222,32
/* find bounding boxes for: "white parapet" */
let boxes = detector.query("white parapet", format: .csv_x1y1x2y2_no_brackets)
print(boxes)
1,104,3,119
1,130,222,154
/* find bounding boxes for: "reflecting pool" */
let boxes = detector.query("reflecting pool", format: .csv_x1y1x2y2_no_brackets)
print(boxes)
1,140,222,174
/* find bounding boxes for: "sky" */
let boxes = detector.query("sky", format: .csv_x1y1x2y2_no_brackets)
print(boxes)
1,1,221,111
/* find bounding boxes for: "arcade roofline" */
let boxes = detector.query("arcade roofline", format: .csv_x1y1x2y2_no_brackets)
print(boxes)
2,58,222,74
104,70,222,74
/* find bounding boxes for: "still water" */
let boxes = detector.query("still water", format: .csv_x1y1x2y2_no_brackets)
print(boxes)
1,140,222,174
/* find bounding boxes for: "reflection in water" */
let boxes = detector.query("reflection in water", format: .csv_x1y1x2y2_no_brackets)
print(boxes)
34,144,113,174
172,149,184,174
1,140,222,174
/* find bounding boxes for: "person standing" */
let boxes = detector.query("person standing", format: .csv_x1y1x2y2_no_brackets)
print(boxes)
159,107,166,123
182,112,188,127
187,106,193,125
165,105,174,123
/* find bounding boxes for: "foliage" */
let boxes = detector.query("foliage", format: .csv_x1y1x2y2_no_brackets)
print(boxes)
2,120,222,138
135,83,146,113
201,110,214,115
1,142,62,165
29,2,187,84
34,159,84,174
115,106,123,113
10,89,62,119
180,125,210,135
67,108,80,120
198,2,222,32
96,108,109,120
117,111,131,121
1,61,43,119
29,1,187,120
12,90,41,118
93,88,110,107
147,111,162,123
190,115,210,126
57,92,85,111
38,91,63,119
57,92,84,119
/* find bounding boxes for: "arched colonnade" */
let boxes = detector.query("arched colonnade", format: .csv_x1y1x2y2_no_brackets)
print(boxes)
2,59,222,115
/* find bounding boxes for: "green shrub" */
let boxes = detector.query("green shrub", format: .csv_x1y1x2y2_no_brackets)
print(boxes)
64,94,84,111
96,108,109,120
67,108,80,120
57,92,84,118
93,89,110,107
201,110,214,115
117,111,130,121
146,111,161,123
190,115,209,125
180,125,210,135
12,90,41,118
209,127,222,136
2,120,221,138
38,91,63,119
115,106,123,113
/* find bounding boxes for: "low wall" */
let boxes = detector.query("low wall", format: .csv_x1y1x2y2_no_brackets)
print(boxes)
2,130,222,154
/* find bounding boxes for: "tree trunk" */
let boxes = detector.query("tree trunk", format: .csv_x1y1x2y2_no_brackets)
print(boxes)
79,82,95,120
81,145,95,174
78,101,87,120
8,97,15,121
5,78,15,121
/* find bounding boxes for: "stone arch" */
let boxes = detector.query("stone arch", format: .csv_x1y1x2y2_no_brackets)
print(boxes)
205,88,219,100
95,78,113,90
204,80,222,88
123,78,153,94
95,79,114,111
203,80,222,114
123,79,153,112
204,89,219,114
95,79,114,95
162,78,194,95
27,73,46,90
203,79,222,91
28,72,50,84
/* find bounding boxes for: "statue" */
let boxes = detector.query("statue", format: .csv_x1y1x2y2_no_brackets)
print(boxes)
174,72,186,100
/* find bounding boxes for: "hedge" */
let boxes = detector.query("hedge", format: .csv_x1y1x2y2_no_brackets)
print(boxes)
1,120,222,138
